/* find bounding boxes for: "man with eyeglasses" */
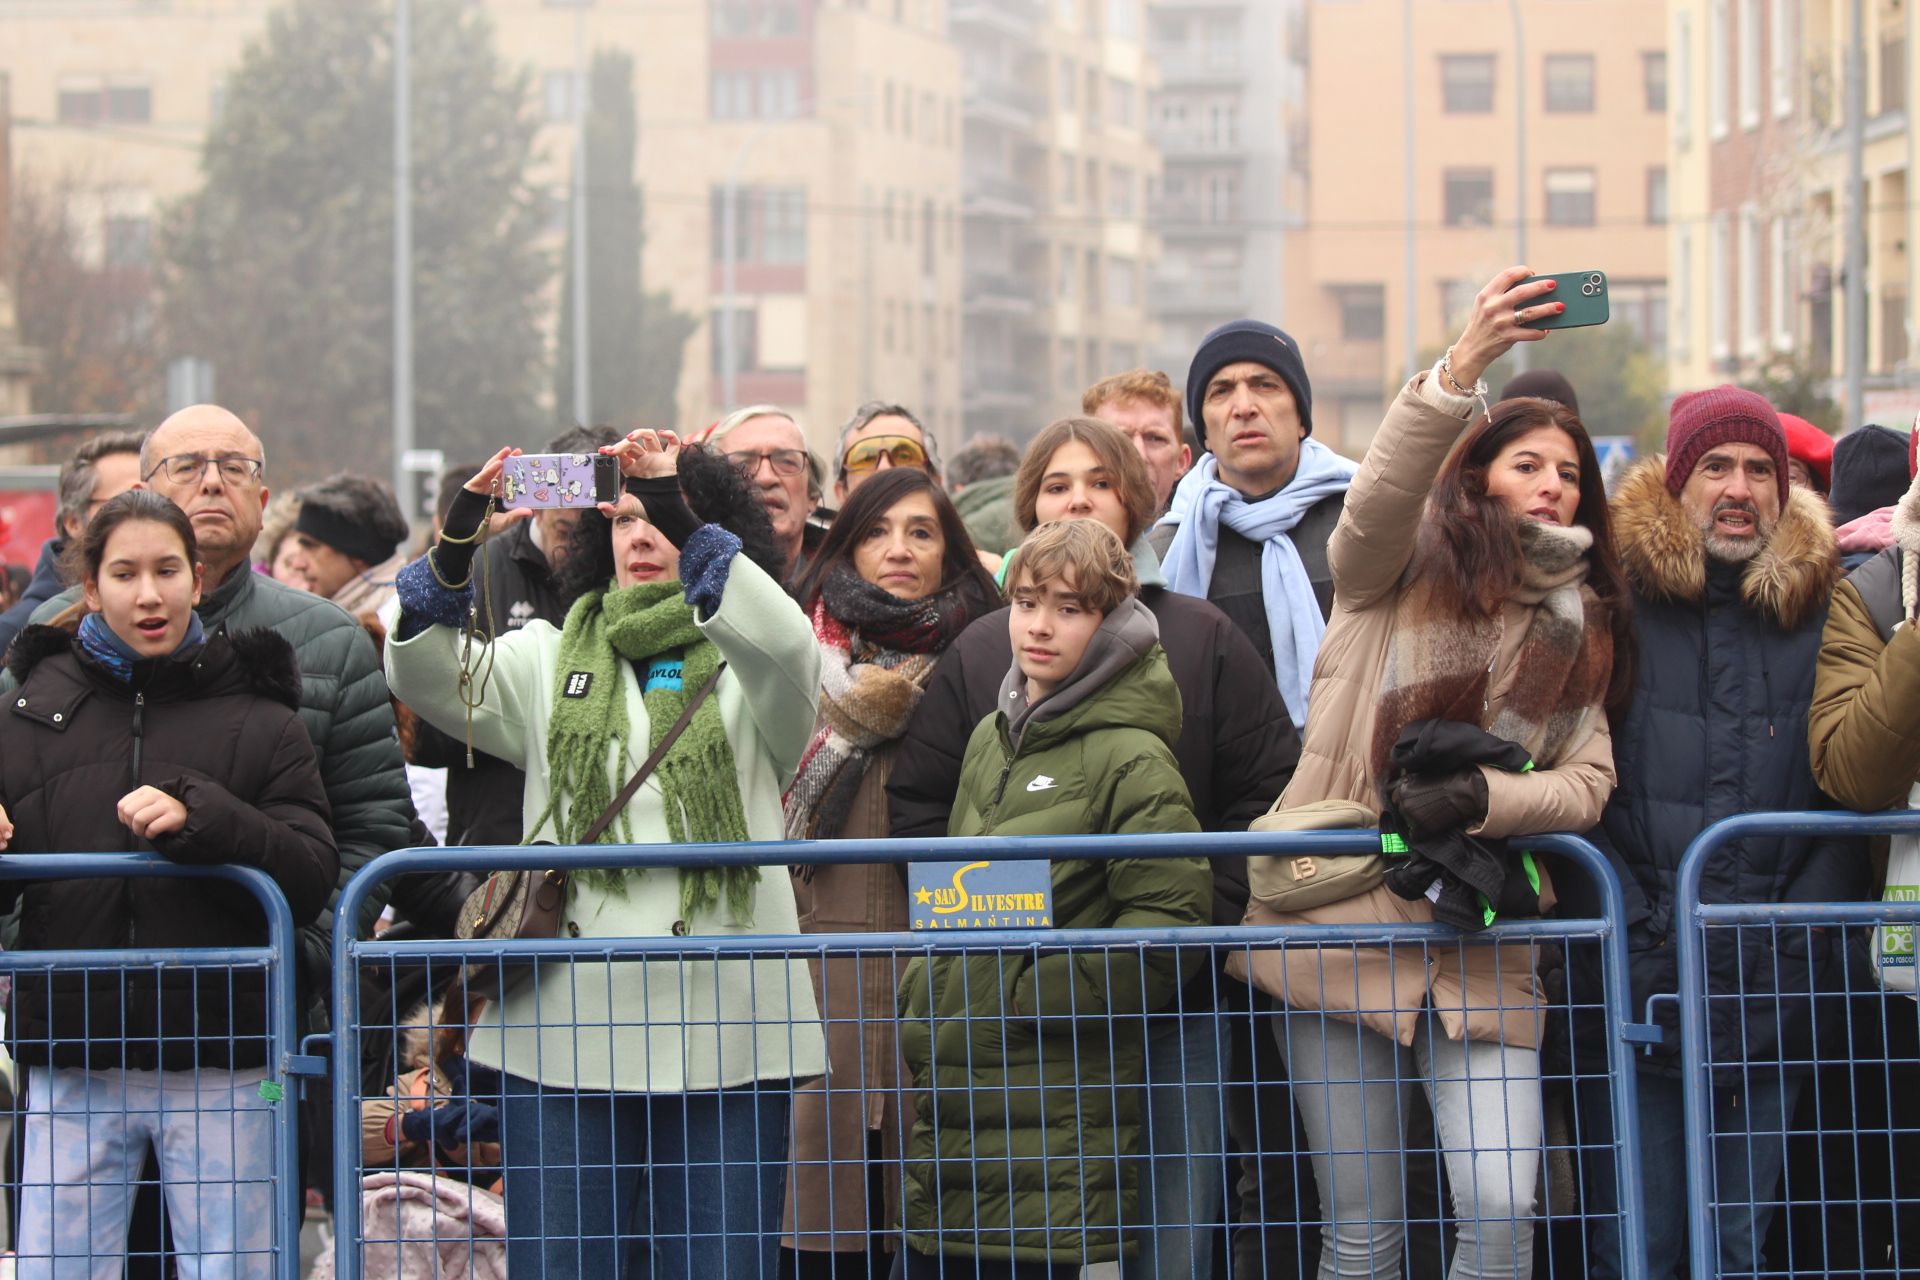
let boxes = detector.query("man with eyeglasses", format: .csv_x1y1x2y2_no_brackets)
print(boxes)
14,404,425,974
702,404,829,584
833,401,941,506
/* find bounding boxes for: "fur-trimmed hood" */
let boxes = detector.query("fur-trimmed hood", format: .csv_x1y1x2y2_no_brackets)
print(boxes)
7,622,303,711
1610,455,1839,630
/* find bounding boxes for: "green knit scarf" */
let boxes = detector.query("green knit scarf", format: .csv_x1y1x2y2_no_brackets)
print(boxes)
526,580,757,922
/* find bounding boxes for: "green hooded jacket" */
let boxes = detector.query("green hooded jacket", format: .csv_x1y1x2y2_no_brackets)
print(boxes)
897,598,1209,1265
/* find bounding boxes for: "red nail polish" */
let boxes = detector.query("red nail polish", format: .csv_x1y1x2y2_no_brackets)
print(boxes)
1556,303,1567,313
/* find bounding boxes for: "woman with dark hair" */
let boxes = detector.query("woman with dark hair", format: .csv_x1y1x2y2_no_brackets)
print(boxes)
778,466,998,1276
1228,268,1628,1280
0,489,336,1277
384,431,825,1277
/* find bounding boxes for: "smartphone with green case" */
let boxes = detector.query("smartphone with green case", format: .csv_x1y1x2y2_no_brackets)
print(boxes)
1516,270,1610,330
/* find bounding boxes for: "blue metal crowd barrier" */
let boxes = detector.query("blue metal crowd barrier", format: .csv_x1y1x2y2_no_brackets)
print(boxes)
328,830,1648,1280
1675,810,1920,1280
0,852,305,1280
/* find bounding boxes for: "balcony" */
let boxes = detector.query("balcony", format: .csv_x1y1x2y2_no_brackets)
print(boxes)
950,0,1039,36
1307,338,1387,391
964,174,1039,219
1147,272,1251,317
1157,50,1245,86
965,269,1039,314
963,75,1041,131
1149,196,1245,239
1152,127,1248,162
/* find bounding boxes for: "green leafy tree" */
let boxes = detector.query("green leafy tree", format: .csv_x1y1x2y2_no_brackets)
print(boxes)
1740,355,1841,432
159,0,548,484
554,50,696,432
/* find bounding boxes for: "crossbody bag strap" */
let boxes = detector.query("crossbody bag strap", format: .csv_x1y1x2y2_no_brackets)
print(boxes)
576,662,728,846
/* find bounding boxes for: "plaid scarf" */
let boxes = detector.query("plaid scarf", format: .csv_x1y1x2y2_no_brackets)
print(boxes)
1370,520,1614,789
527,580,756,921
783,565,974,841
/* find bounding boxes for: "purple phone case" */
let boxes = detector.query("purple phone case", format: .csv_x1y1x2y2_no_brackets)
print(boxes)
500,453,603,509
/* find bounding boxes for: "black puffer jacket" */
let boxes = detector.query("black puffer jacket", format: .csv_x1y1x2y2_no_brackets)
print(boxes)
888,567,1300,926
17,566,416,993
1560,461,1866,1075
0,625,337,1070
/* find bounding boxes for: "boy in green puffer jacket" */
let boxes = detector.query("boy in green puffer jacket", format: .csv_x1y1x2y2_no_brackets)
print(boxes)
894,519,1210,1279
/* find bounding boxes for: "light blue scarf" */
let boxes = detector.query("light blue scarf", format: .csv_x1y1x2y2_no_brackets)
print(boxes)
1155,441,1357,726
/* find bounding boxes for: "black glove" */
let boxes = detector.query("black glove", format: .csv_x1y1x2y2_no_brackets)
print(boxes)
429,487,495,585
625,474,703,549
1387,768,1490,836
398,1097,501,1153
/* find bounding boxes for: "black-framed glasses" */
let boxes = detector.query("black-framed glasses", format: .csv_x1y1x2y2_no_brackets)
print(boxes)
145,454,265,485
726,448,810,479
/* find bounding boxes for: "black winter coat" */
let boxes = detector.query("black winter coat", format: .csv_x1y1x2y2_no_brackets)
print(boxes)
0,625,338,1070
887,581,1301,925
1561,461,1866,1075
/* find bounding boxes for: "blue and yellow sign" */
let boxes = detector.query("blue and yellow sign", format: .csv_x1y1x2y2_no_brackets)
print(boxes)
909,860,1054,929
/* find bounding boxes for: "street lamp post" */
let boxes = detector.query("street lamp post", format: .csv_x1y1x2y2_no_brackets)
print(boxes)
569,1,591,427
392,0,412,502
1510,0,1529,375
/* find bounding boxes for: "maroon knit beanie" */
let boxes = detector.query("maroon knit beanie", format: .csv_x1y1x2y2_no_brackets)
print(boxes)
1664,385,1790,509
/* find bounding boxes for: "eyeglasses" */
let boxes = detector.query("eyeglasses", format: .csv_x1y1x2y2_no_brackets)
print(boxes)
726,448,811,479
145,454,265,486
842,435,928,476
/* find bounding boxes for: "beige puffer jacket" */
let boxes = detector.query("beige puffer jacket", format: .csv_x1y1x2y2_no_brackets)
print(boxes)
1226,373,1617,1049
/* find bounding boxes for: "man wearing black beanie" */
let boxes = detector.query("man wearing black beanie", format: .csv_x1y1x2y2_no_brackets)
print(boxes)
1148,318,1354,728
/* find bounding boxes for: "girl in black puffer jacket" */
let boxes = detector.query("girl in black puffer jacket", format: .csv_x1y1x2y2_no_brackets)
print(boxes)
0,489,336,1278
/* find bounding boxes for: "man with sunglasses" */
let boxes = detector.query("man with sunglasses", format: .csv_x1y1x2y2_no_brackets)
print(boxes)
833,401,942,504
704,404,829,584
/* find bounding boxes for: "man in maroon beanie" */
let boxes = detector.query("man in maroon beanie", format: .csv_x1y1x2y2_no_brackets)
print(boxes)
1558,384,1861,1280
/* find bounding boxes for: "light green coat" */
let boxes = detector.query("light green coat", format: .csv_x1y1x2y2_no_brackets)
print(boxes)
386,552,826,1092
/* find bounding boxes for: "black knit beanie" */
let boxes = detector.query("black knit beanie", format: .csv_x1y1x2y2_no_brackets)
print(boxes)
1499,369,1581,416
1828,422,1911,526
1185,319,1314,450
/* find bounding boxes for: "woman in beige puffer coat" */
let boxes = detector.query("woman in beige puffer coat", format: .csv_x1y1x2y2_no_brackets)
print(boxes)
1228,268,1633,1280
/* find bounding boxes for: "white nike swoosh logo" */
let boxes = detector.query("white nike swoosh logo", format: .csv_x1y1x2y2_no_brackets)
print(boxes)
1025,775,1057,792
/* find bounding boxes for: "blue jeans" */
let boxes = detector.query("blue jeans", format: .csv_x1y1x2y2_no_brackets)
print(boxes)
498,1071,791,1278
1134,1011,1229,1280
1578,1070,1803,1280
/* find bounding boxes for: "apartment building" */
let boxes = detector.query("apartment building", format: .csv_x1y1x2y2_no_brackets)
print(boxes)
1144,0,1304,387
0,0,968,460
953,0,1160,442
1284,0,1669,453
1668,0,1920,423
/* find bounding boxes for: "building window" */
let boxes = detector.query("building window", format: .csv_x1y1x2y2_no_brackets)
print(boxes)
1057,249,1078,299
57,77,151,125
1644,51,1667,112
1207,99,1240,148
1711,212,1733,358
708,187,807,264
1444,169,1495,227
1441,55,1497,113
1545,169,1597,226
711,70,753,119
1709,0,1730,138
1058,58,1077,109
1334,285,1386,342
1771,0,1794,117
1544,55,1596,112
1675,11,1694,144
1771,217,1796,350
1204,172,1237,222
712,2,755,36
1108,165,1136,217
1646,166,1668,225
1107,76,1135,128
710,309,758,374
1674,224,1694,362
1107,256,1137,308
1739,0,1762,128
1058,154,1078,204
1739,205,1763,356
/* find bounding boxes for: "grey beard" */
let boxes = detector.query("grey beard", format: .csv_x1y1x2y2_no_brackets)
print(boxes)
1700,521,1770,563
